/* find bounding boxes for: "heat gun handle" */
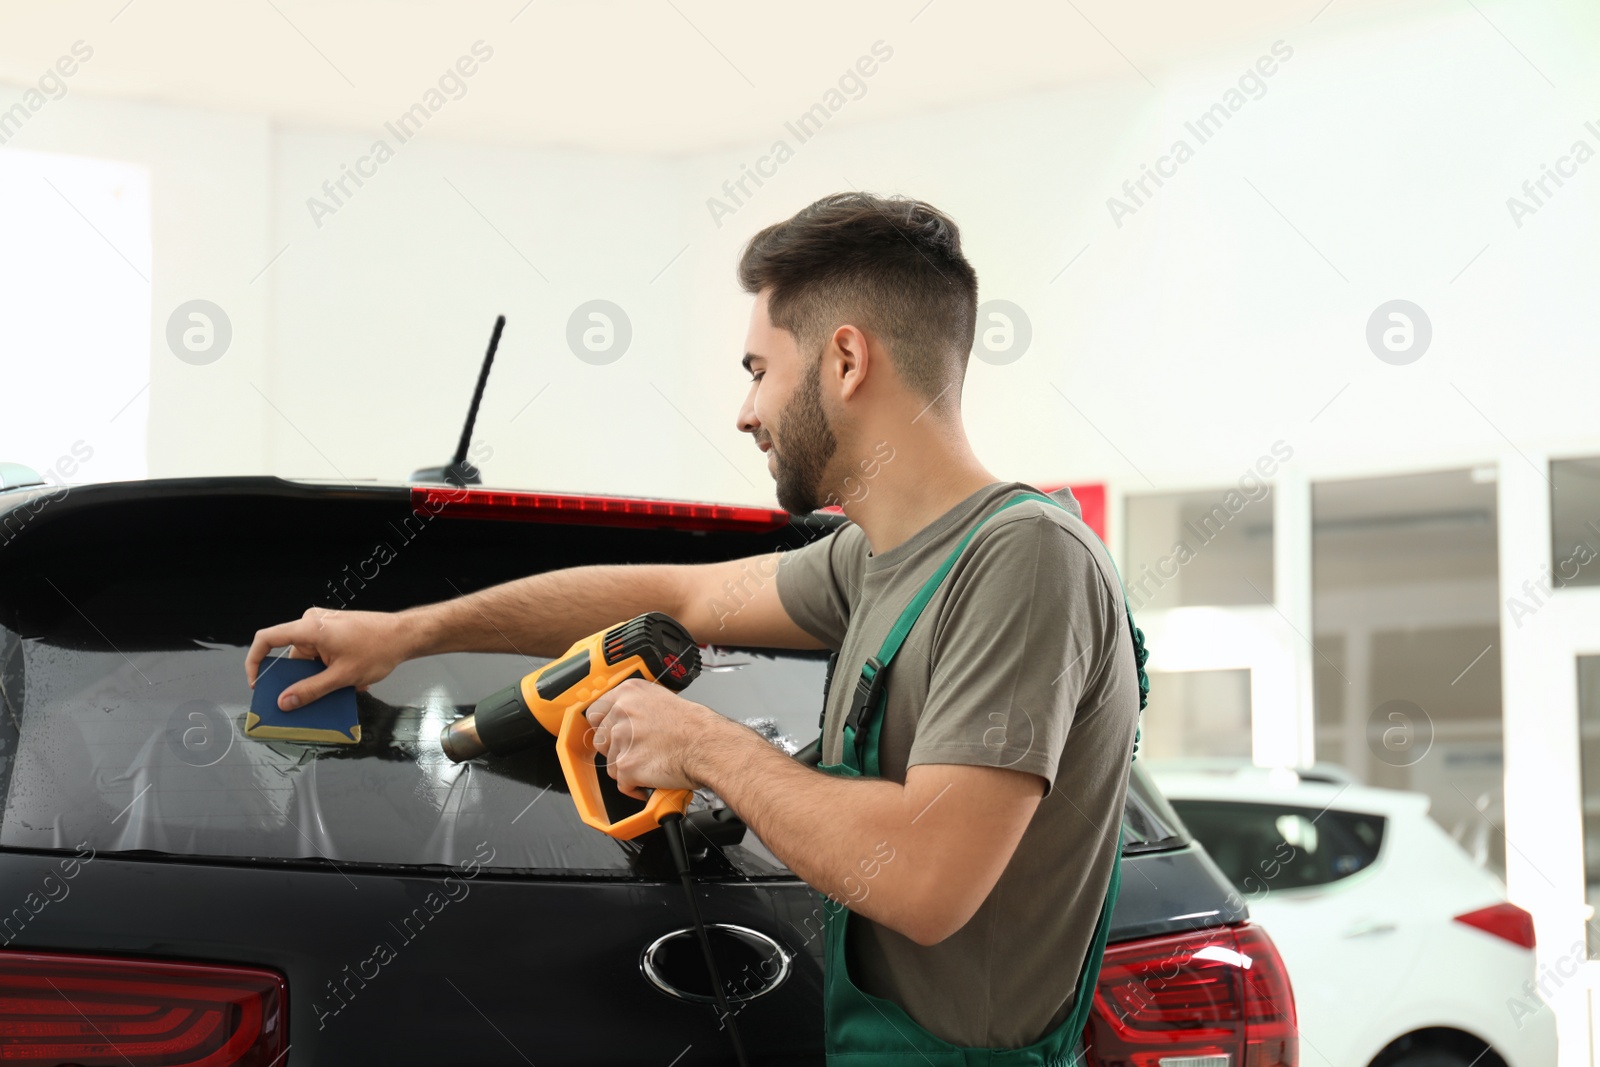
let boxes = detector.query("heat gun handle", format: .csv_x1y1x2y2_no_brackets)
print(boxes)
554,704,693,841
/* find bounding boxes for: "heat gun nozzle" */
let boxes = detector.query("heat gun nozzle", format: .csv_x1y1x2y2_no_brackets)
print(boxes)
441,680,544,762
440,714,488,762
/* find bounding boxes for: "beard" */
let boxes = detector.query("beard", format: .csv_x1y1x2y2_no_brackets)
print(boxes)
770,355,839,514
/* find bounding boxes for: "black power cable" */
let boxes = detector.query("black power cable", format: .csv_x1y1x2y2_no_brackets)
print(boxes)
659,811,751,1067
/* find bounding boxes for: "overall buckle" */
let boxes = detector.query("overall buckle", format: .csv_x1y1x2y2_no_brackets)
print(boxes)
845,656,888,733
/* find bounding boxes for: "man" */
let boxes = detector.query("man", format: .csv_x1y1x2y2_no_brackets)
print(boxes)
245,192,1141,1060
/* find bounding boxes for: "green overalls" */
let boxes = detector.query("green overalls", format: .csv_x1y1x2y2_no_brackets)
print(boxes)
814,491,1150,1066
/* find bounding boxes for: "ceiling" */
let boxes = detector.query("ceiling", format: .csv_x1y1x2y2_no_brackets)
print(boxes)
0,0,1406,154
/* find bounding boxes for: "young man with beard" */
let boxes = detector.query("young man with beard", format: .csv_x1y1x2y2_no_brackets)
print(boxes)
246,192,1143,1063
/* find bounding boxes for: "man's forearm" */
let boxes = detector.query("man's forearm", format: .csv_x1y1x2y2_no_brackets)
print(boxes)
686,715,942,944
400,564,689,660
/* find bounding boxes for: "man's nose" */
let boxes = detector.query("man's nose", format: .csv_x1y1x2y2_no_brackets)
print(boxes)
735,389,759,435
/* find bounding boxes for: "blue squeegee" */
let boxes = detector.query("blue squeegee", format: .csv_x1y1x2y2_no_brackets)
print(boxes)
246,657,361,744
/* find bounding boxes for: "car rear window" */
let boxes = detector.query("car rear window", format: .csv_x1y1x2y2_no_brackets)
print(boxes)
0,634,830,875
0,482,835,879
1167,798,1385,894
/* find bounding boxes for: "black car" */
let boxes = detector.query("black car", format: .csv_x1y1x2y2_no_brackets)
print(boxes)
0,477,1297,1065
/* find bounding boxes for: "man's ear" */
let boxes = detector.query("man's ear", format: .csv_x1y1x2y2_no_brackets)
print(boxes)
832,324,872,402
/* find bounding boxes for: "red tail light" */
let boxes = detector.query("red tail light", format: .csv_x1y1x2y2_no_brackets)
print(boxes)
0,951,286,1066
1454,902,1536,949
1083,923,1296,1067
411,487,791,533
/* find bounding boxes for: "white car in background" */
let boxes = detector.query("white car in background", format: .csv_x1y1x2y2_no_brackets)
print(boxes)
1150,762,1558,1067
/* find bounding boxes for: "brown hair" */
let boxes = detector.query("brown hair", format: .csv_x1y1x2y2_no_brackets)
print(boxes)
737,192,979,406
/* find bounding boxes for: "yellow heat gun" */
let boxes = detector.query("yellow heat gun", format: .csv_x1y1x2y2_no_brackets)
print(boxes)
438,611,702,840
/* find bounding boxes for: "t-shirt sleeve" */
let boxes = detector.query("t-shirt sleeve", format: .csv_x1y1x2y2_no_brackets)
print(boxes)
906,514,1117,797
774,523,864,650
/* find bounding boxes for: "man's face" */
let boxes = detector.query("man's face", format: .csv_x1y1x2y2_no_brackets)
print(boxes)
736,290,839,514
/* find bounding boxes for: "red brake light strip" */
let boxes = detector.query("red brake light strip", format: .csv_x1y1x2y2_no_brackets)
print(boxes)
411,487,791,533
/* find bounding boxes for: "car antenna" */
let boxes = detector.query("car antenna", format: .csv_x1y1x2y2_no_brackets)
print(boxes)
410,314,505,487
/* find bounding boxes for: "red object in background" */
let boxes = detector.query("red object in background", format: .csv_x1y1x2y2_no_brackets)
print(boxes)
820,482,1107,541
1034,482,1106,542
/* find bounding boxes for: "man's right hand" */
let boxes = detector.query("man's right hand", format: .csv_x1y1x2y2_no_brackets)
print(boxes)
245,608,417,711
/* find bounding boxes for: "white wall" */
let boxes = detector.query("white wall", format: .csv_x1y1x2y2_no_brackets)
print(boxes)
676,2,1600,504
265,127,693,498
6,1,1596,501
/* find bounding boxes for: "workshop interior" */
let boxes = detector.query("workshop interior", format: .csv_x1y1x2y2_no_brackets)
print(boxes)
2,1,1599,1065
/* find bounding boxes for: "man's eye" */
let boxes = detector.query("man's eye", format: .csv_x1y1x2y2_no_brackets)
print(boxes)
749,372,764,383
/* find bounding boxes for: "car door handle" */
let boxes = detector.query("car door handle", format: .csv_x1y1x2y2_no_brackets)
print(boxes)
641,924,792,1004
1341,919,1397,939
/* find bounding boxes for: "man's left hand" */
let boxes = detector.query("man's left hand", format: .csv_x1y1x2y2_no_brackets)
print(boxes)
583,679,719,800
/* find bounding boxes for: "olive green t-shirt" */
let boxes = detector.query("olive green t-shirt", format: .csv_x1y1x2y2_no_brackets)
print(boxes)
775,480,1140,1049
